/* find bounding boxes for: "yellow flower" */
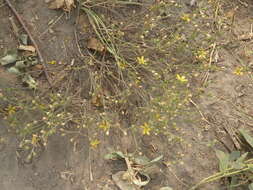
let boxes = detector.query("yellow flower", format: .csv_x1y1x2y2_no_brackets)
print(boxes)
48,60,56,64
141,123,152,135
99,120,110,132
90,139,100,148
6,105,17,115
174,34,182,41
176,74,188,83
137,56,147,65
117,61,127,69
31,134,38,146
196,49,208,61
233,67,244,76
155,114,161,119
181,14,191,22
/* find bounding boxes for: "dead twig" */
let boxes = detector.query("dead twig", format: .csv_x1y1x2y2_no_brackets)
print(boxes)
237,33,253,41
4,0,52,87
223,124,241,150
202,43,216,85
229,7,237,33
74,29,85,58
189,98,211,124
163,169,189,188
88,143,93,182
74,0,85,58
9,16,19,38
212,1,221,32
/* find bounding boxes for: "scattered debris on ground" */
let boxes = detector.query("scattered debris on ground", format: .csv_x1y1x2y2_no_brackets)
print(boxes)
0,0,253,189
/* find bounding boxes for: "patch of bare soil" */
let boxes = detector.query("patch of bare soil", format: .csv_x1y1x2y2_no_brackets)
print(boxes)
0,0,253,190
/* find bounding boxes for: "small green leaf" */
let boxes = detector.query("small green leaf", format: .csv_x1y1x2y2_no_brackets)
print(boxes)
236,152,248,163
215,149,230,171
239,129,253,149
248,183,253,190
229,176,238,190
104,151,125,160
232,162,244,170
132,155,150,166
149,155,163,165
7,67,20,74
0,53,18,65
22,74,37,89
230,152,247,170
229,151,240,161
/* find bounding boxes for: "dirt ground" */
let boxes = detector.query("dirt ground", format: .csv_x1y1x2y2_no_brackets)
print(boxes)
0,0,253,190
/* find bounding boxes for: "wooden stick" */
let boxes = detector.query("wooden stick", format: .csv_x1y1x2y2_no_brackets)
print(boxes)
189,98,211,125
4,0,52,87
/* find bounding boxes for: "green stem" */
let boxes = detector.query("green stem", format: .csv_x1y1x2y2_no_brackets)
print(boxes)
189,165,253,190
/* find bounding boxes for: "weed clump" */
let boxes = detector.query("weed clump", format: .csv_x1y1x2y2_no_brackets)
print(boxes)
1,0,215,154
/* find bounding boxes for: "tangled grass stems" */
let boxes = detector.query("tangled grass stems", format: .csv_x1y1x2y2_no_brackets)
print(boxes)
82,7,122,62
82,0,142,8
82,5,151,106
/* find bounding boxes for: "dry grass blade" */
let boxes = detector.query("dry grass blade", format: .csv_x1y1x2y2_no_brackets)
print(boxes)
189,165,253,190
81,5,139,91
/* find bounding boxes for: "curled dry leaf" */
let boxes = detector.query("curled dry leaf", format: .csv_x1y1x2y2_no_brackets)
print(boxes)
87,38,105,52
48,0,75,12
112,171,139,190
18,45,36,53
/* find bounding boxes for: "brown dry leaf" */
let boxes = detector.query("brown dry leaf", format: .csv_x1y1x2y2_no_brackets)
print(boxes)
112,171,139,190
64,0,74,11
48,0,75,12
18,45,36,53
226,9,236,19
87,38,105,52
91,94,103,107
33,64,44,70
48,0,64,9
